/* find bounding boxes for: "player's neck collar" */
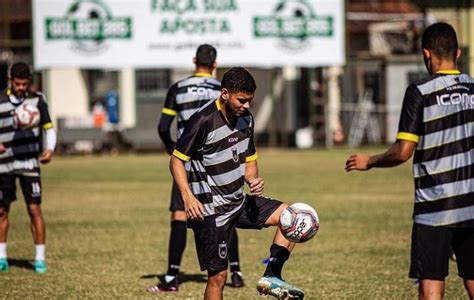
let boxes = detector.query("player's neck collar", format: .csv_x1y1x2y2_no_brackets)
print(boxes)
6,88,27,103
215,99,221,110
195,72,212,77
436,70,461,75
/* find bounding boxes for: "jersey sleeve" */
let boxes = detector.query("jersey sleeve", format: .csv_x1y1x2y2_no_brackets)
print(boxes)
397,84,423,143
38,96,54,129
245,115,258,162
173,113,208,161
161,83,178,117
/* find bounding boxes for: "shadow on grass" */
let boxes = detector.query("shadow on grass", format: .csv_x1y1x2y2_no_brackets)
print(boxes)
141,272,207,284
8,258,34,270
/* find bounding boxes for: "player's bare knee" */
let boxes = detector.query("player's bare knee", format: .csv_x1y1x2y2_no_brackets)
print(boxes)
208,269,227,287
27,205,43,219
266,203,288,226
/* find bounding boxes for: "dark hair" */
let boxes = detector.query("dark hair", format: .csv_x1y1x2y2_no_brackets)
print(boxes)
195,44,217,68
422,22,458,60
10,62,31,79
221,67,256,94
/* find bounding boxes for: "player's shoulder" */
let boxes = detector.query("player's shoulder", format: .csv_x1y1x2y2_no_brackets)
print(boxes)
28,91,46,100
238,111,254,129
188,99,219,123
205,77,221,86
0,90,9,103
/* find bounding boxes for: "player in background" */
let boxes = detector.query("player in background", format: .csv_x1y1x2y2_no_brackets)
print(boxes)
0,62,57,273
148,44,244,292
345,23,474,299
171,67,304,299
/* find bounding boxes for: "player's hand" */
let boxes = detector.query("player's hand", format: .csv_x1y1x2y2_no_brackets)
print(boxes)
39,149,54,164
249,178,264,195
184,194,204,221
345,154,371,172
0,143,5,153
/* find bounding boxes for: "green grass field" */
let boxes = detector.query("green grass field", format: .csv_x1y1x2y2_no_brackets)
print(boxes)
0,148,468,299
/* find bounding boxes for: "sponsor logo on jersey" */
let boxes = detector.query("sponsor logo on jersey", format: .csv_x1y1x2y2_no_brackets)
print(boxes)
436,93,474,106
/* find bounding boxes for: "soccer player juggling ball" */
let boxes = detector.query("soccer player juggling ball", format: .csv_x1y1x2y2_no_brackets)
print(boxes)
345,23,474,299
170,67,305,299
148,44,245,293
0,62,56,274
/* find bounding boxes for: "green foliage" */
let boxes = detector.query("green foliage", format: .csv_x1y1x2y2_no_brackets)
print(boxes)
0,149,467,298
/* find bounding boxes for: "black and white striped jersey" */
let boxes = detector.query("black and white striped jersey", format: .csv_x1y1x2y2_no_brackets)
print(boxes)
397,70,474,227
161,73,221,139
173,99,258,227
0,89,53,174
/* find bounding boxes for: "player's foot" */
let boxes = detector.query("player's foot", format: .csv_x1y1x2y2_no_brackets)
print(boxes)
147,277,179,293
0,258,9,272
230,271,245,288
257,276,304,299
34,260,47,273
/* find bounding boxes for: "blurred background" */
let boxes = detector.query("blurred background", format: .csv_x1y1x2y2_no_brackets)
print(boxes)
1,0,472,153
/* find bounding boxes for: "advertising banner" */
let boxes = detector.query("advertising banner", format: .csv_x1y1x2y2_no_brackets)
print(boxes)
33,0,345,69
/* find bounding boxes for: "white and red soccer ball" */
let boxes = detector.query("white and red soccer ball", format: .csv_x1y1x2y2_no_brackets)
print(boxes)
279,203,320,243
13,104,40,130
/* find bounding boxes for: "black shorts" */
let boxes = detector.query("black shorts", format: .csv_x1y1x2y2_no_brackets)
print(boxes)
409,222,474,280
191,195,282,272
169,182,184,212
0,174,42,208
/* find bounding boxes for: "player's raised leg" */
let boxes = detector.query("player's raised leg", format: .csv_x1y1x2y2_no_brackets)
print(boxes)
257,203,304,299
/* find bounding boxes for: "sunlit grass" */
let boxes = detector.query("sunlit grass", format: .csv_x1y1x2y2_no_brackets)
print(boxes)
0,149,468,299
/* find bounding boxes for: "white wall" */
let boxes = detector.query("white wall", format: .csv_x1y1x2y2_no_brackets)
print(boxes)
46,68,89,123
119,68,136,128
385,60,425,143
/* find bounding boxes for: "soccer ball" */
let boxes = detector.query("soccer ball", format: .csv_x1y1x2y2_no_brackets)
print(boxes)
279,203,319,243
14,104,40,130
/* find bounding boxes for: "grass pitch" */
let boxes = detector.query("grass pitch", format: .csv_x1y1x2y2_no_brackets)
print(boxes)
0,148,468,299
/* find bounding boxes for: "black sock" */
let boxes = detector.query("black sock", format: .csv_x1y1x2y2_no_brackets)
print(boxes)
228,228,240,272
167,220,187,276
263,244,290,278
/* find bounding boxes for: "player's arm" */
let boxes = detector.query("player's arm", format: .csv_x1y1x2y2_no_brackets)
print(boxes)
345,84,422,172
244,120,264,195
170,113,207,220
170,155,204,220
38,96,56,164
158,84,178,155
345,140,416,171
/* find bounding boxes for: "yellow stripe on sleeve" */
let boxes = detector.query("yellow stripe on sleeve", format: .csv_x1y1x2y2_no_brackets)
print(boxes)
172,149,191,161
42,122,54,129
245,152,258,162
396,132,419,143
162,108,177,116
